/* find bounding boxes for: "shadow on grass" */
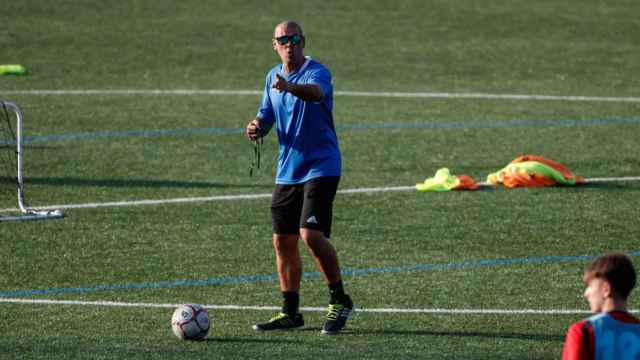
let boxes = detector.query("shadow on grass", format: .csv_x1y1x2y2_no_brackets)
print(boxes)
203,337,302,344
482,181,636,192
576,182,635,191
7,177,273,189
216,327,565,342
351,329,564,342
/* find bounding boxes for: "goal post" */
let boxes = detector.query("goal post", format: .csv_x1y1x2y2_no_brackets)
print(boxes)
0,100,63,222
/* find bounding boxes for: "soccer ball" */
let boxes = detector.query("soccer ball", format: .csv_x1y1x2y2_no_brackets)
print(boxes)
171,304,210,340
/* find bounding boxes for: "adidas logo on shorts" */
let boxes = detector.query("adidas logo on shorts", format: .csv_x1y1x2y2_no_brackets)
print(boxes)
306,215,318,224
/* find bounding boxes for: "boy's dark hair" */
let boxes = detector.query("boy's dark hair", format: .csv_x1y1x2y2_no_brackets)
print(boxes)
583,252,637,300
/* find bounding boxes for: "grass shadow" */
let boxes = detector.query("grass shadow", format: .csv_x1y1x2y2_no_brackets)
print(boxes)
352,328,564,342
576,181,636,191
203,337,302,344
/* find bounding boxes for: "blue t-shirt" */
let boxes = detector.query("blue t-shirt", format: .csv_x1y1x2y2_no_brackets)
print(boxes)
256,57,341,184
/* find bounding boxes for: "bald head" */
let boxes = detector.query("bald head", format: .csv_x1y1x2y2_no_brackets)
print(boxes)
272,20,306,72
274,20,303,37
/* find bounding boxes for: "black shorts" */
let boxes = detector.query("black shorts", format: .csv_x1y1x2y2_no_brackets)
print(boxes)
271,176,340,239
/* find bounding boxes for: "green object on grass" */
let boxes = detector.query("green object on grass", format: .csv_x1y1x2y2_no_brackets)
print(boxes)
0,64,26,75
416,168,460,192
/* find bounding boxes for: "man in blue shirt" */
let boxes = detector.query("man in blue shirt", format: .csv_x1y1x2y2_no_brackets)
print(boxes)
245,20,353,335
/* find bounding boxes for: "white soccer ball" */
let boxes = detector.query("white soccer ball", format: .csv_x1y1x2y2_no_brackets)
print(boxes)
171,304,210,340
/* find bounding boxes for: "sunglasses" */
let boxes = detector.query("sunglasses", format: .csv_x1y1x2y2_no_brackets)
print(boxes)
275,34,303,45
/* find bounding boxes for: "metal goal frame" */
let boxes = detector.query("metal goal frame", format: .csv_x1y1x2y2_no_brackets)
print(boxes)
1,100,63,222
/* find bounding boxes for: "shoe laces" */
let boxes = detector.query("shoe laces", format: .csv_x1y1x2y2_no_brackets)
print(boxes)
326,304,345,321
270,312,290,322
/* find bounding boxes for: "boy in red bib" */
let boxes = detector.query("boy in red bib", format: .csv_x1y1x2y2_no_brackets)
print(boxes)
562,252,640,360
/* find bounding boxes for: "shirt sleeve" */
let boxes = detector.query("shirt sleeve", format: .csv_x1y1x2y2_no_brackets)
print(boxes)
561,320,594,360
307,65,332,103
256,72,275,132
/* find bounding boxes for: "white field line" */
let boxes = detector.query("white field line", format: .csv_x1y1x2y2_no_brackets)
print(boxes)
1,176,640,213
2,297,627,315
2,89,640,103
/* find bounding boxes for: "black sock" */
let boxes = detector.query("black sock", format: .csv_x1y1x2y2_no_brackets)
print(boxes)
328,281,347,304
282,291,299,316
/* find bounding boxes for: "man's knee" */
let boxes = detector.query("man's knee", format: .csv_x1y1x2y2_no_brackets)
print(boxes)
300,228,334,256
273,234,299,255
300,228,325,243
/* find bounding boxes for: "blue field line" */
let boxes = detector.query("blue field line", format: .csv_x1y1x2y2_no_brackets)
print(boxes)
6,116,640,145
1,251,638,298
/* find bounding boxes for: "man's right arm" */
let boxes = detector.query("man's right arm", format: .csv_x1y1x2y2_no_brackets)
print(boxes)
272,73,324,102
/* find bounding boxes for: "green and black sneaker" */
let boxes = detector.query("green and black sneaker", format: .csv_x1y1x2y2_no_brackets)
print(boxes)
321,296,354,335
252,312,304,331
